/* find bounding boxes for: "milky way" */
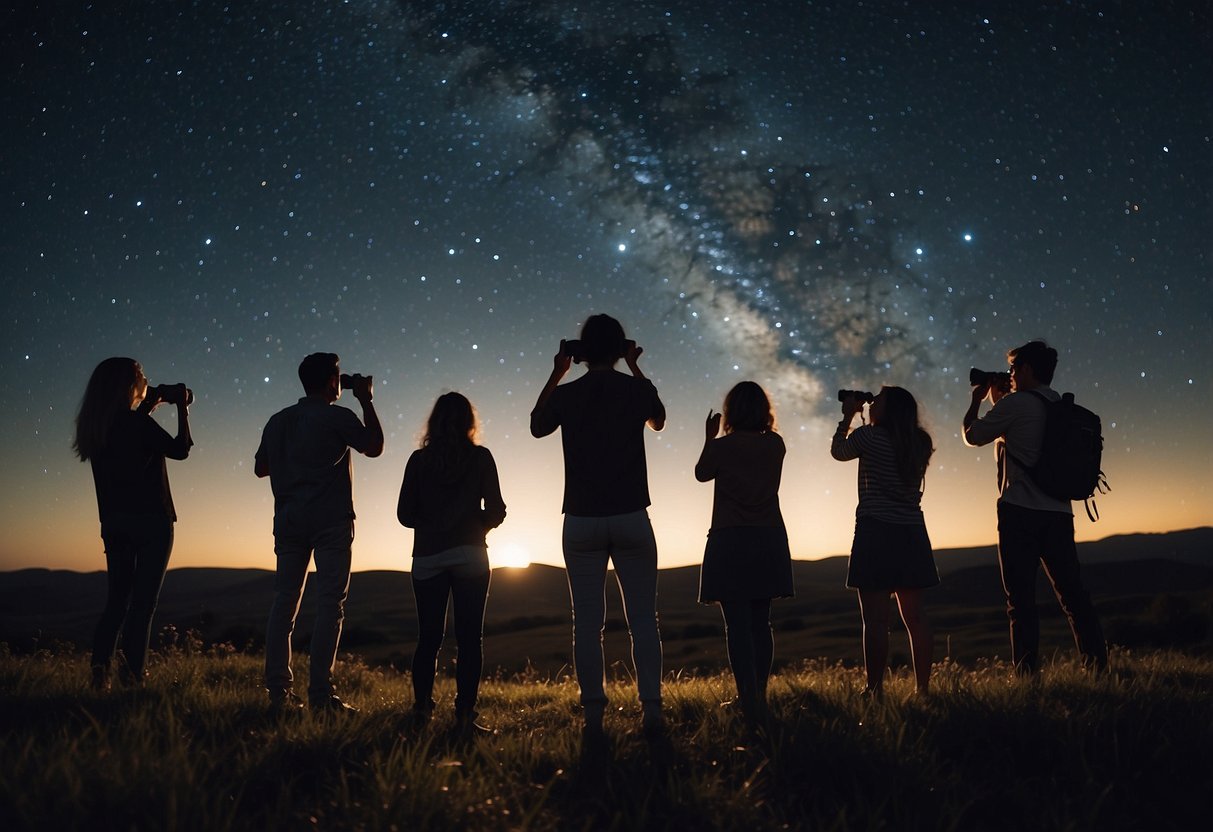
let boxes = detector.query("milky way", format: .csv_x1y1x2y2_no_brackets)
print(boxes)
399,0,954,402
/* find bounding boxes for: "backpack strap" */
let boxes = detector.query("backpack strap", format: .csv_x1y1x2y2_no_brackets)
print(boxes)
1083,470,1111,522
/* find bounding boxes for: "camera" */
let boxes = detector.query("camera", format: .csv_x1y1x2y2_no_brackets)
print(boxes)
969,368,1010,387
148,384,193,406
339,373,370,390
838,389,875,404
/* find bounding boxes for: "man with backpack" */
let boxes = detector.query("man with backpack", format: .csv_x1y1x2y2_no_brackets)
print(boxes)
963,340,1107,676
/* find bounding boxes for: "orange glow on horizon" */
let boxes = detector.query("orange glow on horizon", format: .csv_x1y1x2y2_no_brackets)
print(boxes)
5,393,1210,574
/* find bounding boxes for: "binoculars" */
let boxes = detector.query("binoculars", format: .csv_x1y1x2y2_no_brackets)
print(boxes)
969,368,1010,387
147,384,193,406
838,389,875,404
562,338,637,364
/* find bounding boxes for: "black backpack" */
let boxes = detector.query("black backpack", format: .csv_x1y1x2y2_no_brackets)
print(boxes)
1011,390,1110,521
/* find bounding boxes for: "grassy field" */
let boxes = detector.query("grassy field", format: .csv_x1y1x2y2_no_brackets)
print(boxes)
2,645,1210,831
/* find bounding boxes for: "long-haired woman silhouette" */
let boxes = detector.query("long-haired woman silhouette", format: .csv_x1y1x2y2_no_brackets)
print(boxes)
832,385,937,696
398,392,505,733
74,357,193,690
695,381,794,724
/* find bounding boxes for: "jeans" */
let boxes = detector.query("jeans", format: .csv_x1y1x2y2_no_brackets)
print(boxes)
719,599,773,710
265,522,353,700
411,555,491,715
91,515,174,678
997,503,1107,673
562,510,662,706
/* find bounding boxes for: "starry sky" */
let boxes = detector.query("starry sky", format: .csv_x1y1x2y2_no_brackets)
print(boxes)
3,0,1210,573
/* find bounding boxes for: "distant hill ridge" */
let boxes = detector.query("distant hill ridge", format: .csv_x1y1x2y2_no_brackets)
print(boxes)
2,527,1209,668
6,527,1211,586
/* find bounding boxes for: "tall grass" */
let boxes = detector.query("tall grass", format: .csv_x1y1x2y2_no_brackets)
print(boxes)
1,644,1209,831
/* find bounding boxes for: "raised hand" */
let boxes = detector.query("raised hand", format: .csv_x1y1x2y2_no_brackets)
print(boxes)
553,340,573,376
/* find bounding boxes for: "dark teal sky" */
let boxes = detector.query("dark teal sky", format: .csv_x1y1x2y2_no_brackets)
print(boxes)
3,1,1209,571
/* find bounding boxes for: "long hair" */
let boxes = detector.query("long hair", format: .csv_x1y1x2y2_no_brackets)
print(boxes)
421,392,479,473
723,381,776,433
73,357,141,461
877,386,933,490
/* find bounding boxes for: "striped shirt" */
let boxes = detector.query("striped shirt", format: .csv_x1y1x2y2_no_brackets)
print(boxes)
831,423,925,524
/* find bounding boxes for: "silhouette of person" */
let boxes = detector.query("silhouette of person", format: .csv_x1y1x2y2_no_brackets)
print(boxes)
832,386,938,696
255,353,384,711
694,381,793,723
530,314,667,736
73,357,193,690
963,340,1107,675
398,392,505,734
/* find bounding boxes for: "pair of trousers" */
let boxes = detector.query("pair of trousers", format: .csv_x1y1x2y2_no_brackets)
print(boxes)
411,559,491,714
92,514,175,677
562,510,662,706
719,599,774,709
265,522,353,700
997,503,1107,673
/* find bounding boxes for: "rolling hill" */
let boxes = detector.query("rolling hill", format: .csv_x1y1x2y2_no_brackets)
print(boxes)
3,528,1210,673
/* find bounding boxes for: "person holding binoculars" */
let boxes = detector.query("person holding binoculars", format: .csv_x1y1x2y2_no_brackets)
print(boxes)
831,386,937,696
963,340,1107,676
73,357,194,691
255,352,384,712
530,314,667,737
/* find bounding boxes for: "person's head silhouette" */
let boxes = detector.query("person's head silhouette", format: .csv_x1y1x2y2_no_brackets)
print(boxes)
579,314,627,367
1007,340,1057,391
424,391,479,446
723,381,776,433
298,353,340,401
73,357,148,460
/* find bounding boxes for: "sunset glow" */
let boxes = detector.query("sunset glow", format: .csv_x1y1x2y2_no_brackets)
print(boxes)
492,543,533,570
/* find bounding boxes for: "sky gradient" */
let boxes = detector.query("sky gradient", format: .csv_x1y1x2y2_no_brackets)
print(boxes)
3,1,1210,573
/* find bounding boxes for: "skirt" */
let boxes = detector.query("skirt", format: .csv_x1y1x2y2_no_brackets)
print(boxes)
846,516,939,590
699,525,794,603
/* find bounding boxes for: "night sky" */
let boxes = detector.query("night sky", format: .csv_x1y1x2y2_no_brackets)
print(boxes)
3,1,1209,573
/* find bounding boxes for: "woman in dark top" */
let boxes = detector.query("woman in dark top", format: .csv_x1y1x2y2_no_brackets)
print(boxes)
831,386,937,696
398,392,506,731
73,357,193,690
695,381,793,722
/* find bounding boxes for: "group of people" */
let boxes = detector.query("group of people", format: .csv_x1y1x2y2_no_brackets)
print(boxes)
73,315,1107,735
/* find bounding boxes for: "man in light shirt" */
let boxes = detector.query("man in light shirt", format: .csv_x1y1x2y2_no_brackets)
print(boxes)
963,340,1107,676
256,353,384,711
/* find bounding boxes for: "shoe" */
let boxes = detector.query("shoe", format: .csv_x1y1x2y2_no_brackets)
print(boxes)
268,689,305,712
581,723,609,754
720,697,766,724
311,694,358,714
455,711,492,738
583,702,606,735
642,702,665,738
116,663,147,688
